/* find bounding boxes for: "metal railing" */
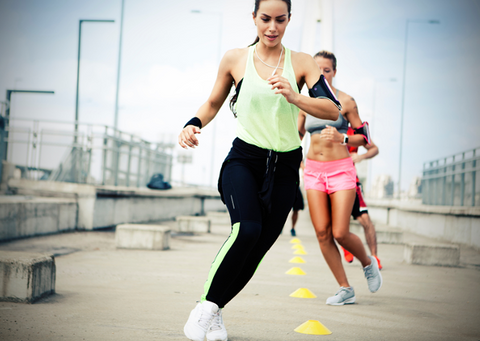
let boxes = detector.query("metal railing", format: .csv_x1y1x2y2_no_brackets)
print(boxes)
422,147,479,206
3,117,174,187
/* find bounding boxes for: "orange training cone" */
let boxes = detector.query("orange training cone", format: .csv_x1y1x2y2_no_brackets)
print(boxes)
294,320,332,335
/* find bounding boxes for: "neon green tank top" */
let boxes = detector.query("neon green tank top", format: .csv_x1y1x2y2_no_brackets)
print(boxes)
234,44,301,152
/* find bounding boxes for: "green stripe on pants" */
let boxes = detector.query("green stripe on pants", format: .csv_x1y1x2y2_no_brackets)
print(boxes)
201,222,240,302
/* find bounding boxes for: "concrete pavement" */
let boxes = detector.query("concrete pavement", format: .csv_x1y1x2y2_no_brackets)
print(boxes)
0,209,479,341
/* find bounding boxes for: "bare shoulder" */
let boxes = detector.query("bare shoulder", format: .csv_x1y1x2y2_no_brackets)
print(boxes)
291,50,319,87
223,47,248,63
291,50,316,69
337,90,357,112
223,48,249,84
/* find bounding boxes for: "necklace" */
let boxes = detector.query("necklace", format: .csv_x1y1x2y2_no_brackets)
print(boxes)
254,45,284,77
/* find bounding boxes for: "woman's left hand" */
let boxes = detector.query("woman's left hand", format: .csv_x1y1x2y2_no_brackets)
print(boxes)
320,125,343,143
267,75,298,104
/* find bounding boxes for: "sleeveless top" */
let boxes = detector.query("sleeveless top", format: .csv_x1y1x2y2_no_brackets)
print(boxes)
304,89,347,135
234,44,301,152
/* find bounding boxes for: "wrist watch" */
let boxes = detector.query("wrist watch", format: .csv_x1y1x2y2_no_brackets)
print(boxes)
341,133,349,145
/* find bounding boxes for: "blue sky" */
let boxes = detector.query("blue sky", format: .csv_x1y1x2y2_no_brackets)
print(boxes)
1,0,479,191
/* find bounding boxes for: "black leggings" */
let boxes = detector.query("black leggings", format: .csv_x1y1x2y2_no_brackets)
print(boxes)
201,155,299,308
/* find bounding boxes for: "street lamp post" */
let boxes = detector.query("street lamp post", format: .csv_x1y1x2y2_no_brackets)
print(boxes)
114,0,125,133
398,19,439,198
191,10,223,188
74,19,115,145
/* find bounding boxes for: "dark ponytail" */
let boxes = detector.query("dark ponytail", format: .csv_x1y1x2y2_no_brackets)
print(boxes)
249,36,260,47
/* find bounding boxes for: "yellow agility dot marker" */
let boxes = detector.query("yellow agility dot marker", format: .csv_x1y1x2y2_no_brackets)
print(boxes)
291,244,304,250
285,267,306,275
289,256,305,264
293,249,307,255
294,320,332,335
290,238,301,244
289,288,317,298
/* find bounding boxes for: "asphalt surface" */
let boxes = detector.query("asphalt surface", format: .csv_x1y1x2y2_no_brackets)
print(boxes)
0,209,479,341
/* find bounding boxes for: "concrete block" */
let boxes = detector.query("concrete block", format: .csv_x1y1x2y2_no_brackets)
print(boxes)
376,230,404,244
176,216,211,233
0,251,56,303
206,211,230,226
115,224,171,250
404,243,460,267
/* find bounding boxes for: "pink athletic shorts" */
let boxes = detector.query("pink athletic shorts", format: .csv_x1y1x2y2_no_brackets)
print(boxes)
304,157,357,194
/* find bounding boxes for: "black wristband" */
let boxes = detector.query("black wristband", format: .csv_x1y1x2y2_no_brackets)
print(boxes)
183,117,202,129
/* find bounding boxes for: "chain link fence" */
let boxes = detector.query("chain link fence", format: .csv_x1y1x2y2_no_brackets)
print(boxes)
422,147,479,206
2,117,174,187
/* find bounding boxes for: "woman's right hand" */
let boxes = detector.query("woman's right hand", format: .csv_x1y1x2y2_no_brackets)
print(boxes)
178,125,201,149
319,125,343,143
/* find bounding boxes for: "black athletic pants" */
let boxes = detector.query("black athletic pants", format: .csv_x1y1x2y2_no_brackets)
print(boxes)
201,138,302,308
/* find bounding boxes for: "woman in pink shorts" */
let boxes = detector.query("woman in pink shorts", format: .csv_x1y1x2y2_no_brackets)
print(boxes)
298,50,382,305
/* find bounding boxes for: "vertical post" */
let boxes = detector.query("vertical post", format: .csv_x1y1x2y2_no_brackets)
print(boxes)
209,12,222,188
433,160,438,205
86,126,93,183
472,149,476,206
136,145,142,187
397,20,439,198
113,0,125,131
4,90,12,162
145,146,151,187
451,155,455,205
38,128,44,177
460,153,465,206
126,135,133,187
0,115,5,179
102,126,108,185
73,21,83,184
442,160,447,205
74,20,83,145
421,162,427,204
191,10,222,187
113,134,120,186
398,21,410,198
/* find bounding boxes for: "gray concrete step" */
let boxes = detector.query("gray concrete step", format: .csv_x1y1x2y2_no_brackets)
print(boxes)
0,251,56,303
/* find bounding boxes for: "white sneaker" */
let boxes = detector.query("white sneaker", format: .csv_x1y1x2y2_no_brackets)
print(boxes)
326,286,356,305
184,301,219,341
207,308,228,341
364,255,383,293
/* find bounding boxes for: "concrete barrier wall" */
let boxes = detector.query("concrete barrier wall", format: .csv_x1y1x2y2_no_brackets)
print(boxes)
7,179,96,230
367,199,480,250
0,196,77,241
93,186,225,228
1,179,225,241
94,196,201,228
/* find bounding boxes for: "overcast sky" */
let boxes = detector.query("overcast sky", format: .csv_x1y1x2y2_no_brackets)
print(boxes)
1,0,479,191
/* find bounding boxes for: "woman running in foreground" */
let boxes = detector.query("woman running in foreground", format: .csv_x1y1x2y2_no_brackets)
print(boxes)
178,1,339,340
